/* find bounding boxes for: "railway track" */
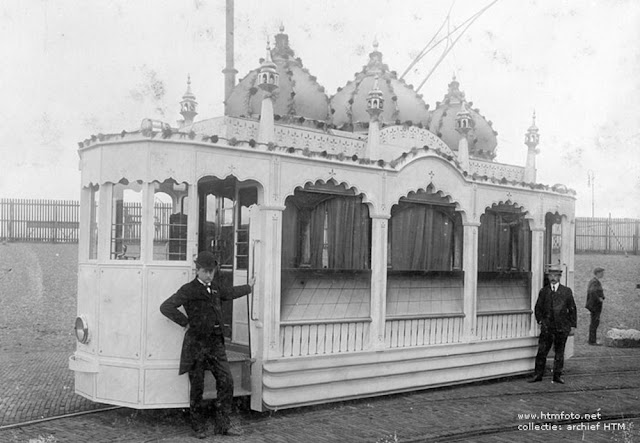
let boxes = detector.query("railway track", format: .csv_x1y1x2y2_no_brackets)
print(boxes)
2,360,639,442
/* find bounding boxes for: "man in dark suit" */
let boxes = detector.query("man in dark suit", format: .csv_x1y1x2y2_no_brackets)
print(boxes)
585,267,605,345
160,251,254,439
528,265,577,384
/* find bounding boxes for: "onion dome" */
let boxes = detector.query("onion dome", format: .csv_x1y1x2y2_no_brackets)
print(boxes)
329,41,430,131
224,26,330,124
429,76,498,160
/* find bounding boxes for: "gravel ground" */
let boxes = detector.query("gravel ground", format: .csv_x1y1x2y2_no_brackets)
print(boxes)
0,242,77,355
573,253,640,347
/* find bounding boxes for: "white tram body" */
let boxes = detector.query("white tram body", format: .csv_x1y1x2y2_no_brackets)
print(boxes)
69,28,575,412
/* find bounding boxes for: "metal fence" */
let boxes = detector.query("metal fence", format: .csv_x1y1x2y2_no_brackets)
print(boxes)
575,216,640,255
0,198,174,243
2,199,639,254
0,198,80,243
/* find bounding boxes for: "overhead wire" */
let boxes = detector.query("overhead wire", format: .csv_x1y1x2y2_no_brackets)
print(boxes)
400,0,500,93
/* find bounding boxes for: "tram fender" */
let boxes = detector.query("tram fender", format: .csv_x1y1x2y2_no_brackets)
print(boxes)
68,353,99,373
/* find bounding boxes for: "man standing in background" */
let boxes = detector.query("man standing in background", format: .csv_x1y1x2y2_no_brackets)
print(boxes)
585,267,606,345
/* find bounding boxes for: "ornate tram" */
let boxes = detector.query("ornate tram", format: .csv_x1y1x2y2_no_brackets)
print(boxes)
69,27,575,412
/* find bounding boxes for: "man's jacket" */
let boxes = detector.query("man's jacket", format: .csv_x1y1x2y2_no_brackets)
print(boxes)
160,277,251,374
534,284,577,334
585,277,605,313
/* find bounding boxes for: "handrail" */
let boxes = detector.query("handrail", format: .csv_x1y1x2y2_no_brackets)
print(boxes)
386,312,465,321
280,317,372,326
476,309,533,316
250,239,260,321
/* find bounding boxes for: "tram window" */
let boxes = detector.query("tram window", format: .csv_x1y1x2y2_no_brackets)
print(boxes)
282,191,371,270
388,203,461,271
545,213,562,270
152,181,188,261
88,185,99,260
110,183,142,260
201,194,233,268
478,208,532,272
234,187,257,270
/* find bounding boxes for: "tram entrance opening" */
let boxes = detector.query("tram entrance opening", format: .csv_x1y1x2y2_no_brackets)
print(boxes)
197,176,258,344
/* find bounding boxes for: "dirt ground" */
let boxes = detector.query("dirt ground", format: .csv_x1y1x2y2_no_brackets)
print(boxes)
0,242,639,354
573,253,640,345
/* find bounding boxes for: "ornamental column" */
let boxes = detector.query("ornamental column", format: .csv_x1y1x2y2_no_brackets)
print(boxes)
455,100,473,172
462,222,480,341
179,75,198,127
257,42,279,145
257,205,285,360
561,216,575,290
365,76,384,160
530,226,545,335
369,215,389,350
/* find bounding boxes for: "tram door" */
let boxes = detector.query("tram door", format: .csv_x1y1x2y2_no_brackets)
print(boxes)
198,177,258,345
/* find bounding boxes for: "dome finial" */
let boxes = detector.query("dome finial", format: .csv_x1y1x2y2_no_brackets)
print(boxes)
373,37,379,51
445,76,464,104
273,24,294,59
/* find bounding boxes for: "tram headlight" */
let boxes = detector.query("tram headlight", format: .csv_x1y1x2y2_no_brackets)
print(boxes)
75,316,90,344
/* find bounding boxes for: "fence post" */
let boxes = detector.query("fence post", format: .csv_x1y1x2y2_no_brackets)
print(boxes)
606,214,611,254
9,200,14,241
52,200,57,243
633,220,640,255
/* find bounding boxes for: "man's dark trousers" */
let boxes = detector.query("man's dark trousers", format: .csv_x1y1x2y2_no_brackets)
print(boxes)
188,334,234,432
588,311,601,344
534,325,569,378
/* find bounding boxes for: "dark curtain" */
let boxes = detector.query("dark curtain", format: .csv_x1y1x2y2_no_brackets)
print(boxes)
478,212,531,272
281,204,298,268
282,193,371,270
326,197,370,269
309,201,327,268
390,204,454,271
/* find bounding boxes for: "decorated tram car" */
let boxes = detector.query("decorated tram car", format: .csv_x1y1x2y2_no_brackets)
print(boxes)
69,25,575,412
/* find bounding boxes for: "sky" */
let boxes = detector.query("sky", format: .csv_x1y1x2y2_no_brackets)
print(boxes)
1,0,639,218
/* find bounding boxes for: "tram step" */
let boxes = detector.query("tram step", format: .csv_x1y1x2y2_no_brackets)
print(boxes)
203,349,252,399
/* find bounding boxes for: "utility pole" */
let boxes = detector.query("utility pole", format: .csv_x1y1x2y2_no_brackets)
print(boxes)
587,170,595,218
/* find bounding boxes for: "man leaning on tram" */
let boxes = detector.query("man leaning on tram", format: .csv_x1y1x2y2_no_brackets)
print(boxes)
160,250,255,439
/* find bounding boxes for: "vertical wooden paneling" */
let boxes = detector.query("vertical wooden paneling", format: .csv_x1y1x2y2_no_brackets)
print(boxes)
416,319,425,346
382,316,465,348
280,320,371,357
317,324,326,355
476,313,531,340
339,323,348,353
292,325,302,356
308,325,318,355
355,322,364,351
300,325,310,356
331,324,340,353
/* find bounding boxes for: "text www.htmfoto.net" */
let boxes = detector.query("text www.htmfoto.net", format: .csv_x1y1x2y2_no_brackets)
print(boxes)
517,410,630,432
